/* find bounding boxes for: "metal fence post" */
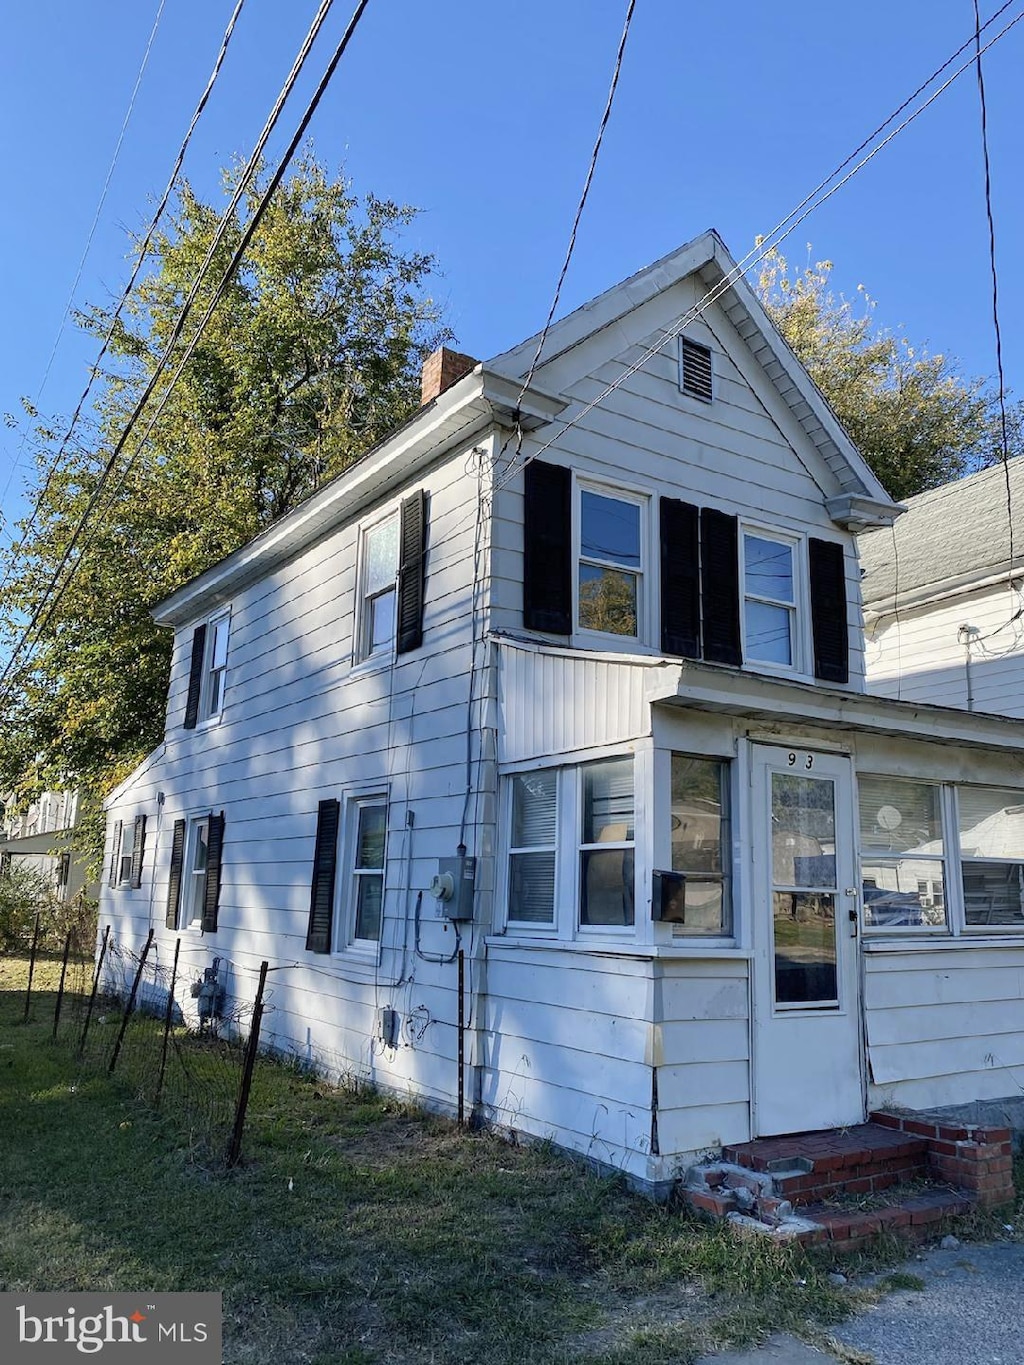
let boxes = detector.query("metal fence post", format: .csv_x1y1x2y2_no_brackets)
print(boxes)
23,913,41,1023
226,960,269,1168
108,929,154,1074
52,930,73,1039
78,924,111,1059
155,938,181,1108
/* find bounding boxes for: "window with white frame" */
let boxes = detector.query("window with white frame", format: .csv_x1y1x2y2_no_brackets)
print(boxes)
348,799,387,943
117,821,135,885
958,785,1024,929
357,514,399,661
577,487,644,638
505,756,636,936
508,770,558,926
670,754,732,935
203,614,230,720
185,817,211,927
859,775,947,930
580,757,636,927
742,531,798,667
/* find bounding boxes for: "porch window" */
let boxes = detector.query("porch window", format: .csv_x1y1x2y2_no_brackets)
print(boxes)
577,488,643,638
859,775,947,930
958,786,1024,929
670,755,731,934
508,770,558,926
580,757,635,927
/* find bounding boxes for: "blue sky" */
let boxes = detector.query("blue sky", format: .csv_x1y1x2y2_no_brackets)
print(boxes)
1,0,1022,537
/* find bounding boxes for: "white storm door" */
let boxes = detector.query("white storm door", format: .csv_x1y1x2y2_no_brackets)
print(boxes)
751,746,863,1136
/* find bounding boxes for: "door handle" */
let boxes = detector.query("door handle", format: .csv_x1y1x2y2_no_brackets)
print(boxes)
848,907,859,938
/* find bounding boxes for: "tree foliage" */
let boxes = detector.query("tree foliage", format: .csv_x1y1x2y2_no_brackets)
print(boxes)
0,153,449,814
756,245,1015,501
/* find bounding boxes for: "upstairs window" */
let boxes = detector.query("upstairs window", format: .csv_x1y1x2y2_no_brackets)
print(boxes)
743,532,797,667
577,487,644,638
679,337,713,402
183,612,231,729
358,514,399,660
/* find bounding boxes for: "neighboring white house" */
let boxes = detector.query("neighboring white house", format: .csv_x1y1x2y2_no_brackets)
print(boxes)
860,456,1024,718
98,231,1024,1193
0,789,93,903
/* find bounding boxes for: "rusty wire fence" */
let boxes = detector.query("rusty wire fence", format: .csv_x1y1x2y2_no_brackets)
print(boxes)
0,921,269,1168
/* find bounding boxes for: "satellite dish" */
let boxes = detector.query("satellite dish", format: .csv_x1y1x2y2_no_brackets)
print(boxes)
877,805,902,832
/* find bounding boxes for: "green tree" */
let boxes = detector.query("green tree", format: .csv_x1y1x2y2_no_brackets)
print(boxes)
756,244,1013,501
0,152,449,820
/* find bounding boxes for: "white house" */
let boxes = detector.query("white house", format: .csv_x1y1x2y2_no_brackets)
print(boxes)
99,232,1024,1193
860,456,1024,717
1,789,92,904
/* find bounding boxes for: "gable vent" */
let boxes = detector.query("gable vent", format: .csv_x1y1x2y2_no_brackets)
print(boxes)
680,337,713,403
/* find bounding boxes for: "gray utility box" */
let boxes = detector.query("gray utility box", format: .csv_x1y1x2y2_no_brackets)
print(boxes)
437,854,476,920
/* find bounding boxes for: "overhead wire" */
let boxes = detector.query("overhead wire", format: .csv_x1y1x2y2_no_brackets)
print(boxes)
482,2,1024,514
0,0,249,594
971,0,1015,570
515,0,637,418
0,0,373,699
0,0,169,530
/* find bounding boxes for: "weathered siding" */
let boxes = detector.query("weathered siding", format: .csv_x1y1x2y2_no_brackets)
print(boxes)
491,280,866,689
100,435,498,1110
865,945,1024,1110
865,580,1024,718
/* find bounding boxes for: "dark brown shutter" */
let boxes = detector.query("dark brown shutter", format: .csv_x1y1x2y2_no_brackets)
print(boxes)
700,507,742,666
660,497,701,657
201,811,225,933
108,820,123,888
681,338,713,402
523,460,572,634
184,624,207,729
809,537,850,684
166,819,186,929
129,813,147,889
396,490,428,655
306,799,340,954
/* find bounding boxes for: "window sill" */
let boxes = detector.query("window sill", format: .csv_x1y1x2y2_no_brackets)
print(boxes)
863,934,1024,952
486,934,748,960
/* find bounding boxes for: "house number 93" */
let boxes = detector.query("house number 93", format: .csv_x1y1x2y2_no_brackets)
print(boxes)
787,752,814,769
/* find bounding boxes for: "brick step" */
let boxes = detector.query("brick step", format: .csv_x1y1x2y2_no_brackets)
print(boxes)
722,1123,929,1205
796,1188,977,1253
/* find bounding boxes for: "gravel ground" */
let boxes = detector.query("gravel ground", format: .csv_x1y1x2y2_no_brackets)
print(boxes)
698,1237,1024,1365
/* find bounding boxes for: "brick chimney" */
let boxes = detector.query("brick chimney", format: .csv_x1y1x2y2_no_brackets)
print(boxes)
420,347,478,406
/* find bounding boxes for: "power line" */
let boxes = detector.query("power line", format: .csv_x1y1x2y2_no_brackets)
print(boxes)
971,0,1014,570
486,3,1024,509
516,0,637,413
0,0,373,700
0,0,249,590
0,0,168,523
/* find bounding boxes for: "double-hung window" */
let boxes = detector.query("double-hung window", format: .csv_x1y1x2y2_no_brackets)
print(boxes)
166,811,225,933
306,795,388,954
350,800,387,942
577,487,644,639
742,531,798,667
505,755,635,935
184,613,231,729
358,515,399,661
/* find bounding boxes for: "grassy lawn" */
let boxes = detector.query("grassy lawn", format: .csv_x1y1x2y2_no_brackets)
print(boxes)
0,958,1011,1365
